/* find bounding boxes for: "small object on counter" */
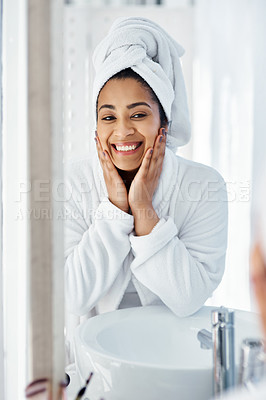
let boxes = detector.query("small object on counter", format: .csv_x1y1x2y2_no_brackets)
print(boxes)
25,378,51,399
238,338,265,388
74,372,94,400
25,378,68,400
63,373,70,387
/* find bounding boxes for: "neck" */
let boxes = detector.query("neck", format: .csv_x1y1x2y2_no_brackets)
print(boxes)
117,167,139,192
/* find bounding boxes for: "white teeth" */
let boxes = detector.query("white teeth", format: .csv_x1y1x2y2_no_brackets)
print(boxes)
115,144,138,152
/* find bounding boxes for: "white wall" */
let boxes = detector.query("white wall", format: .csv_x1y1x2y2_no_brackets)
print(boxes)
2,0,28,398
252,1,266,188
0,1,4,398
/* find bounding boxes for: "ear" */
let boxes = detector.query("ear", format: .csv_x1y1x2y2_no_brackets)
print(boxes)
161,123,168,134
162,119,170,132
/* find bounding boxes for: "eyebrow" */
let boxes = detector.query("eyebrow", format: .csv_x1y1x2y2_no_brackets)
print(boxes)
98,102,151,112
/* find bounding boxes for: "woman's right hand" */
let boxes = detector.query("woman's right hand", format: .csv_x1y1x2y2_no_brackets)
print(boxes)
95,136,129,213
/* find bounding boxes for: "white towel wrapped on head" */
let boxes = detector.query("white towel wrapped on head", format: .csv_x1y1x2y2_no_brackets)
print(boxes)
92,16,191,151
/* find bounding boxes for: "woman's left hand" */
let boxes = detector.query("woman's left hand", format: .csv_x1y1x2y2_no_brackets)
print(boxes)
128,128,166,235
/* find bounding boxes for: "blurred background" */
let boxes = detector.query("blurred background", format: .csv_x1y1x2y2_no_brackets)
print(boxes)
62,0,266,312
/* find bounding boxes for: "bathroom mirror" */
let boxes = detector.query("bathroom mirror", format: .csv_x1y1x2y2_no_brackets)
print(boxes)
63,0,265,380
2,1,265,399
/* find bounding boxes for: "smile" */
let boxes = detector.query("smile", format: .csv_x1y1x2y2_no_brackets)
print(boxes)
111,142,142,155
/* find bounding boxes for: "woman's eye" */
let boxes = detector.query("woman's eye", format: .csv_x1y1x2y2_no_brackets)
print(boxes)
131,113,146,119
101,115,116,121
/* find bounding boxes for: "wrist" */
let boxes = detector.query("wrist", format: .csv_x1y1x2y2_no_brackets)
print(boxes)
132,205,159,236
130,201,153,215
109,198,129,214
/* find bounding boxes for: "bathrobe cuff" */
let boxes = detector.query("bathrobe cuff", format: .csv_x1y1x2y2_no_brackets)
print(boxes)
129,217,178,259
95,197,134,232
150,218,165,233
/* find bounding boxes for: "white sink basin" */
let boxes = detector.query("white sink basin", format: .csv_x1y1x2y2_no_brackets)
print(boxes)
74,305,263,400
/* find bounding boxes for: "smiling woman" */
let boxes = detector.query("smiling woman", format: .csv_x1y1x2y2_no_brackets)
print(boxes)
64,16,228,366
96,71,167,218
97,69,166,171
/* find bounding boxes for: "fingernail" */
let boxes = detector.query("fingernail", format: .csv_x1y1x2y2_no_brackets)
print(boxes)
94,137,97,143
159,135,163,143
103,151,105,156
95,130,98,137
150,149,153,154
162,128,165,136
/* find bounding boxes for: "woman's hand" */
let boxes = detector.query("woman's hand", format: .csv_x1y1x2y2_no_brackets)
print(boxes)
128,128,167,235
95,135,129,213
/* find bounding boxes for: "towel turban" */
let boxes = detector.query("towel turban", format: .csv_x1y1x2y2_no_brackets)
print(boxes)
92,16,191,151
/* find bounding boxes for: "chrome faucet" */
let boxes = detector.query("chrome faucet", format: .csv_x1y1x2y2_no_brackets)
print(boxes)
197,307,235,398
212,307,235,396
197,307,266,397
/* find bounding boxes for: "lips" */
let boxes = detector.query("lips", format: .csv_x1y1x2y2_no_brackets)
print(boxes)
111,141,143,154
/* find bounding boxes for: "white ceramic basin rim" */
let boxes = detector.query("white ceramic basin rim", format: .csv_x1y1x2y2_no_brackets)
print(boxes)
75,305,262,370
74,305,263,400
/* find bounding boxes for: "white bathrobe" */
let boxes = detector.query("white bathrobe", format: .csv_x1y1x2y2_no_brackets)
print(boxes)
64,147,228,363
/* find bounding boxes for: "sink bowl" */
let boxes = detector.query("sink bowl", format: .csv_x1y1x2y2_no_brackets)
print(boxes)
74,305,263,400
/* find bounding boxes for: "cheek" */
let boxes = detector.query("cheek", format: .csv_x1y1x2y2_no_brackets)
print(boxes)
144,125,160,146
96,127,110,147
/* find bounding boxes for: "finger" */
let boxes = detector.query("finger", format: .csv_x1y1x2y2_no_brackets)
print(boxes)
102,149,118,173
95,139,122,182
147,130,166,176
160,126,167,139
137,147,153,179
95,137,114,173
94,136,105,163
158,127,167,151
153,129,167,161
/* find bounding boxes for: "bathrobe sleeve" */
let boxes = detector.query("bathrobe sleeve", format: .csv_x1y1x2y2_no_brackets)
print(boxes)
129,174,228,317
64,174,134,315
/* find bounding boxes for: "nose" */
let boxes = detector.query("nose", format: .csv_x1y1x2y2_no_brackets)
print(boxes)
113,117,135,138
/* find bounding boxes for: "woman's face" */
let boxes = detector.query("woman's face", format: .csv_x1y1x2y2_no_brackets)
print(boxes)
97,78,162,172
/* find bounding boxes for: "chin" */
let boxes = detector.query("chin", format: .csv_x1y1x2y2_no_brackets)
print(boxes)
115,161,141,172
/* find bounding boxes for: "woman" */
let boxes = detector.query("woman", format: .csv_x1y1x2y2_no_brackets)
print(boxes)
64,17,228,362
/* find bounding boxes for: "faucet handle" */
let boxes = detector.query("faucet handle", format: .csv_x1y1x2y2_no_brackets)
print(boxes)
238,338,266,388
197,329,212,349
